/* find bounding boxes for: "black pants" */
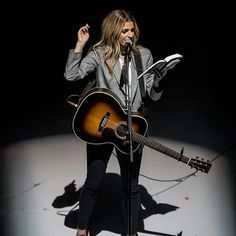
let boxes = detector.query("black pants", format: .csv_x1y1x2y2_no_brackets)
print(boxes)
77,143,142,234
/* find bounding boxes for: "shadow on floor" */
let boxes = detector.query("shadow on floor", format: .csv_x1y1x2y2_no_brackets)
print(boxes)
52,172,182,235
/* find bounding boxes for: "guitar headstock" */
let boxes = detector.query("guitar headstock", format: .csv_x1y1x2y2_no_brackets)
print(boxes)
188,157,212,173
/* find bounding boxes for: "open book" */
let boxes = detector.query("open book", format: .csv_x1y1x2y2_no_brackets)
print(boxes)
137,53,183,80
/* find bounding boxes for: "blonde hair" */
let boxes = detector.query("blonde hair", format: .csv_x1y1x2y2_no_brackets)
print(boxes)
93,9,140,74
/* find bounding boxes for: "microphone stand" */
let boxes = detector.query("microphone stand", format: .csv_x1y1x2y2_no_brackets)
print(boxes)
122,51,133,236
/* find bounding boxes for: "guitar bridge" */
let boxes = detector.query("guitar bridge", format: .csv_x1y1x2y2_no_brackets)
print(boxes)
98,112,111,132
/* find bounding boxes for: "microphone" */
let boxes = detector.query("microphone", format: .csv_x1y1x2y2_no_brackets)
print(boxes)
121,38,133,56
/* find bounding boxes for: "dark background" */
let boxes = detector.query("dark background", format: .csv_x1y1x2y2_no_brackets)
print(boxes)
2,1,235,162
1,1,235,235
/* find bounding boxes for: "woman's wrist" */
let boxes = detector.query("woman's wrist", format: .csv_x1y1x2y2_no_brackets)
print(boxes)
74,42,84,52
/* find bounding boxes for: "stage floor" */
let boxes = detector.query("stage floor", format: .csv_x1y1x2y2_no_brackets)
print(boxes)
0,134,235,236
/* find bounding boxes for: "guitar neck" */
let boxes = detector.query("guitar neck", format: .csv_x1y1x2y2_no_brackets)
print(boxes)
132,131,212,173
132,132,189,164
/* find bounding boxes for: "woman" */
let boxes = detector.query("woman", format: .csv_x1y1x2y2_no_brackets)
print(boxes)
64,9,163,236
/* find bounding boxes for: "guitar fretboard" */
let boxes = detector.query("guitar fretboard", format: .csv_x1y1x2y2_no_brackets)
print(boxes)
132,132,189,164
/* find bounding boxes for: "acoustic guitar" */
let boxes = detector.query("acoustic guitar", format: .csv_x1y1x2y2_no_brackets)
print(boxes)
72,87,212,173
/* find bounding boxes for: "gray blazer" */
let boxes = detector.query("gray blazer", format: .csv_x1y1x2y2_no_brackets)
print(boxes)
64,46,162,111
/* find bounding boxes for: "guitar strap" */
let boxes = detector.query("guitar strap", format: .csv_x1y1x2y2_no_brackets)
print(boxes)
133,51,148,118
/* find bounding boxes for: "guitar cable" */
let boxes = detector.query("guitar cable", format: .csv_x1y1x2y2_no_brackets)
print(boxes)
137,141,235,197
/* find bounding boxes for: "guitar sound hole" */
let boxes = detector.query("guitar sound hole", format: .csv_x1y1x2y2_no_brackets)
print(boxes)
116,124,128,139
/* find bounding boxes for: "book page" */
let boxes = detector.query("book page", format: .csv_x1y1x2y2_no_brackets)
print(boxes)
164,53,183,63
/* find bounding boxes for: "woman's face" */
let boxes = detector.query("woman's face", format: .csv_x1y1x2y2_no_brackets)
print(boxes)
119,21,135,46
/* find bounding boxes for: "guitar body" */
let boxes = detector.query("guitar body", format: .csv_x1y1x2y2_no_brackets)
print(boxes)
72,87,148,154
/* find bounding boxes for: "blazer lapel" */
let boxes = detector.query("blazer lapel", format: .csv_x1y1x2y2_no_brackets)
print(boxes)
113,60,122,85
